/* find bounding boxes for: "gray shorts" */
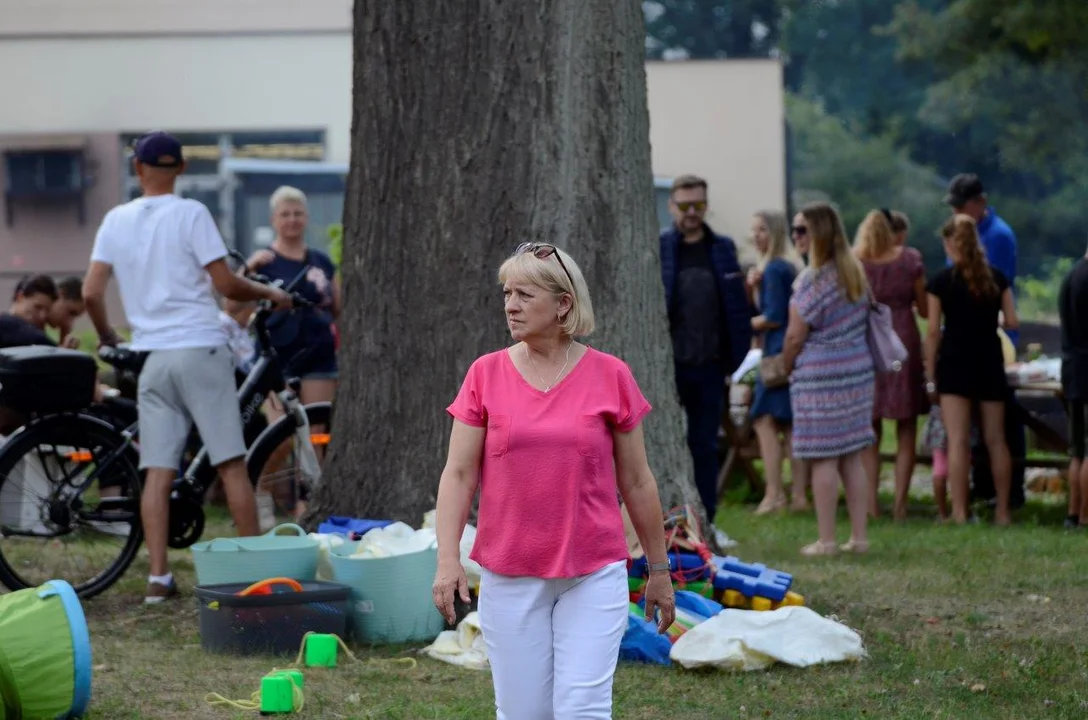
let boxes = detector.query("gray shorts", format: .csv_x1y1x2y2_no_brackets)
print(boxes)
137,346,246,470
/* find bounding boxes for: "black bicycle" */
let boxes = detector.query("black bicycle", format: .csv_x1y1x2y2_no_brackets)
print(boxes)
0,259,332,598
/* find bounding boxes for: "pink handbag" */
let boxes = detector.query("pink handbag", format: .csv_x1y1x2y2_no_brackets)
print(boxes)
866,291,908,373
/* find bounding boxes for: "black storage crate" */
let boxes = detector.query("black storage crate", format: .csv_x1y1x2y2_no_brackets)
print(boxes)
0,345,98,414
195,581,352,656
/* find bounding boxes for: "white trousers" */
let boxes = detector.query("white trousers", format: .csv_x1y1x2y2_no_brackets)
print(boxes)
478,560,628,720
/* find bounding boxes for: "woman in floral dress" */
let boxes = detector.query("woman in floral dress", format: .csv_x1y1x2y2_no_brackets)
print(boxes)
782,202,874,555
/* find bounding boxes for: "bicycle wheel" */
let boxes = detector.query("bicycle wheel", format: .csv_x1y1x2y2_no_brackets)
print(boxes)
245,403,331,527
0,413,144,598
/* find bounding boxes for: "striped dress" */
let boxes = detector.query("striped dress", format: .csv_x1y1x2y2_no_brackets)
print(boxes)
789,265,876,459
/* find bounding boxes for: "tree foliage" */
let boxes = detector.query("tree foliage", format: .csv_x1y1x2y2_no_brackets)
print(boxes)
642,0,1088,286
786,96,947,270
886,0,1088,270
644,0,781,59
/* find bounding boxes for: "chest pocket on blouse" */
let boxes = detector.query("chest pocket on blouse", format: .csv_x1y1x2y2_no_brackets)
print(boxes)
577,414,608,459
486,415,511,458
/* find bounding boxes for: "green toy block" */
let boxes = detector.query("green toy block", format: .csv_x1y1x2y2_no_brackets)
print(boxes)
304,633,339,667
259,674,296,714
270,669,304,690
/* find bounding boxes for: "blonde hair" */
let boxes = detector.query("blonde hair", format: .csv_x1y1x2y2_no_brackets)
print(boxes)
853,209,897,261
269,185,308,212
941,214,998,299
754,210,804,272
802,201,867,303
498,245,595,337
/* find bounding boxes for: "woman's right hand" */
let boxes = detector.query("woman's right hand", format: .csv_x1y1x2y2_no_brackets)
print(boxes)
432,556,470,625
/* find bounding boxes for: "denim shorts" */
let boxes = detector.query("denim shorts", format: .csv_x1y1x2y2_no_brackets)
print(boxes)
276,339,338,381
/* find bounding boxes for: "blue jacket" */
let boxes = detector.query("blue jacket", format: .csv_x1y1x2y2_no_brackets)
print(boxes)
660,224,753,375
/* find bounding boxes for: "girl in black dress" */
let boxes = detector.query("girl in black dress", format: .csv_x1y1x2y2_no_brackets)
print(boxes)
924,215,1019,525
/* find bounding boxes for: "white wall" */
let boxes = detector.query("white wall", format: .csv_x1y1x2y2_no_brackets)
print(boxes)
0,35,784,252
646,59,785,253
0,34,354,162
0,0,352,36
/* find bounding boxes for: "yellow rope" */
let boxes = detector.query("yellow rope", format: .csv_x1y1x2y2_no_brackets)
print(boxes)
203,684,305,713
289,631,419,670
204,632,416,712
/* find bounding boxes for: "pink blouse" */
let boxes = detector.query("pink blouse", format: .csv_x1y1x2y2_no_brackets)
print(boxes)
447,346,652,578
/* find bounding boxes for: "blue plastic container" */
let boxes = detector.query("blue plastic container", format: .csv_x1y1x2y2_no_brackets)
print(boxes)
317,516,394,538
189,523,319,586
327,541,444,645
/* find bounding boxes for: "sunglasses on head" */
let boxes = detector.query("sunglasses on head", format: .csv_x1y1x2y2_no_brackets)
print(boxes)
676,201,707,213
515,242,575,288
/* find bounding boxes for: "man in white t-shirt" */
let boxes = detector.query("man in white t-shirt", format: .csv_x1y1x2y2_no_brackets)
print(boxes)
82,131,292,604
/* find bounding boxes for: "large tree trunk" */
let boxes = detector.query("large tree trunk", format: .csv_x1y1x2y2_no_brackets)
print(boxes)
307,0,704,531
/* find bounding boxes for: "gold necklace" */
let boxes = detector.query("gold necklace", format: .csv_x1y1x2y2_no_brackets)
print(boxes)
525,341,573,392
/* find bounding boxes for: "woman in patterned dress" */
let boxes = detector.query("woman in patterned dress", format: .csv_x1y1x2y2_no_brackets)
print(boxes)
854,209,928,521
781,202,875,556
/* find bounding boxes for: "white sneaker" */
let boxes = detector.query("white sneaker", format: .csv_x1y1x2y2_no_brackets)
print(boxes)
87,520,131,538
714,528,738,549
257,492,276,533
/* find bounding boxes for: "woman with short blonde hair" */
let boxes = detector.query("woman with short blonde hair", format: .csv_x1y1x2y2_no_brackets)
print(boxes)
433,242,675,718
244,185,339,524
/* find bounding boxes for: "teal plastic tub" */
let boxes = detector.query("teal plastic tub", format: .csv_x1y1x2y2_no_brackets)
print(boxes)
328,542,445,645
190,523,319,586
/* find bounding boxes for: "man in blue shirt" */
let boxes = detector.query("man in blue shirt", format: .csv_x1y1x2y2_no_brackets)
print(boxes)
660,175,752,526
944,173,1019,345
945,173,1026,508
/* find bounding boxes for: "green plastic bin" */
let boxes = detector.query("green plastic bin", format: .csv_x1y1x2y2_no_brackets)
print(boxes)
328,542,445,645
190,523,319,586
0,579,92,719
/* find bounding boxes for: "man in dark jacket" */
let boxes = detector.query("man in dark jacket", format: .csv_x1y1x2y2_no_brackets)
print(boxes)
660,175,752,524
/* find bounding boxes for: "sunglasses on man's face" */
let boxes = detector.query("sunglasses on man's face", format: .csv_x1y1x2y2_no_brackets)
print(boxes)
676,201,707,213
791,226,808,236
515,242,575,288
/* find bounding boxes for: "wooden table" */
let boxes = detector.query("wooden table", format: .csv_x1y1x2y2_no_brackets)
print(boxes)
879,380,1069,469
1010,380,1068,456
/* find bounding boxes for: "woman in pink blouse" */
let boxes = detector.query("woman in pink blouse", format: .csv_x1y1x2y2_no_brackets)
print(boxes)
432,243,675,720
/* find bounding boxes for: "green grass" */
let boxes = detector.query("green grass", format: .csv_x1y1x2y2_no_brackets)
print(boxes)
49,501,1084,719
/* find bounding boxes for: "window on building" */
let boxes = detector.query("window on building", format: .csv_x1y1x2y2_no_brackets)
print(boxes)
3,148,87,226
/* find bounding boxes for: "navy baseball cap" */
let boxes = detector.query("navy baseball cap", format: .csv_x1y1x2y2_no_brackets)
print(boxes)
944,173,985,207
133,131,184,168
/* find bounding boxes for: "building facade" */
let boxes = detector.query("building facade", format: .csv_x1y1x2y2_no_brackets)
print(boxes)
0,0,784,317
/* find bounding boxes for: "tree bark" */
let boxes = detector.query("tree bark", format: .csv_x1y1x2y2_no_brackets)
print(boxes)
307,0,704,530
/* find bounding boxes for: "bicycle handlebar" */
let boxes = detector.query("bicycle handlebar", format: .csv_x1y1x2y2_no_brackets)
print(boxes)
97,345,146,373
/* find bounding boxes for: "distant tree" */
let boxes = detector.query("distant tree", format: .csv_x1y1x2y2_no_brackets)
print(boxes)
786,96,947,269
890,0,1088,269
644,0,782,59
